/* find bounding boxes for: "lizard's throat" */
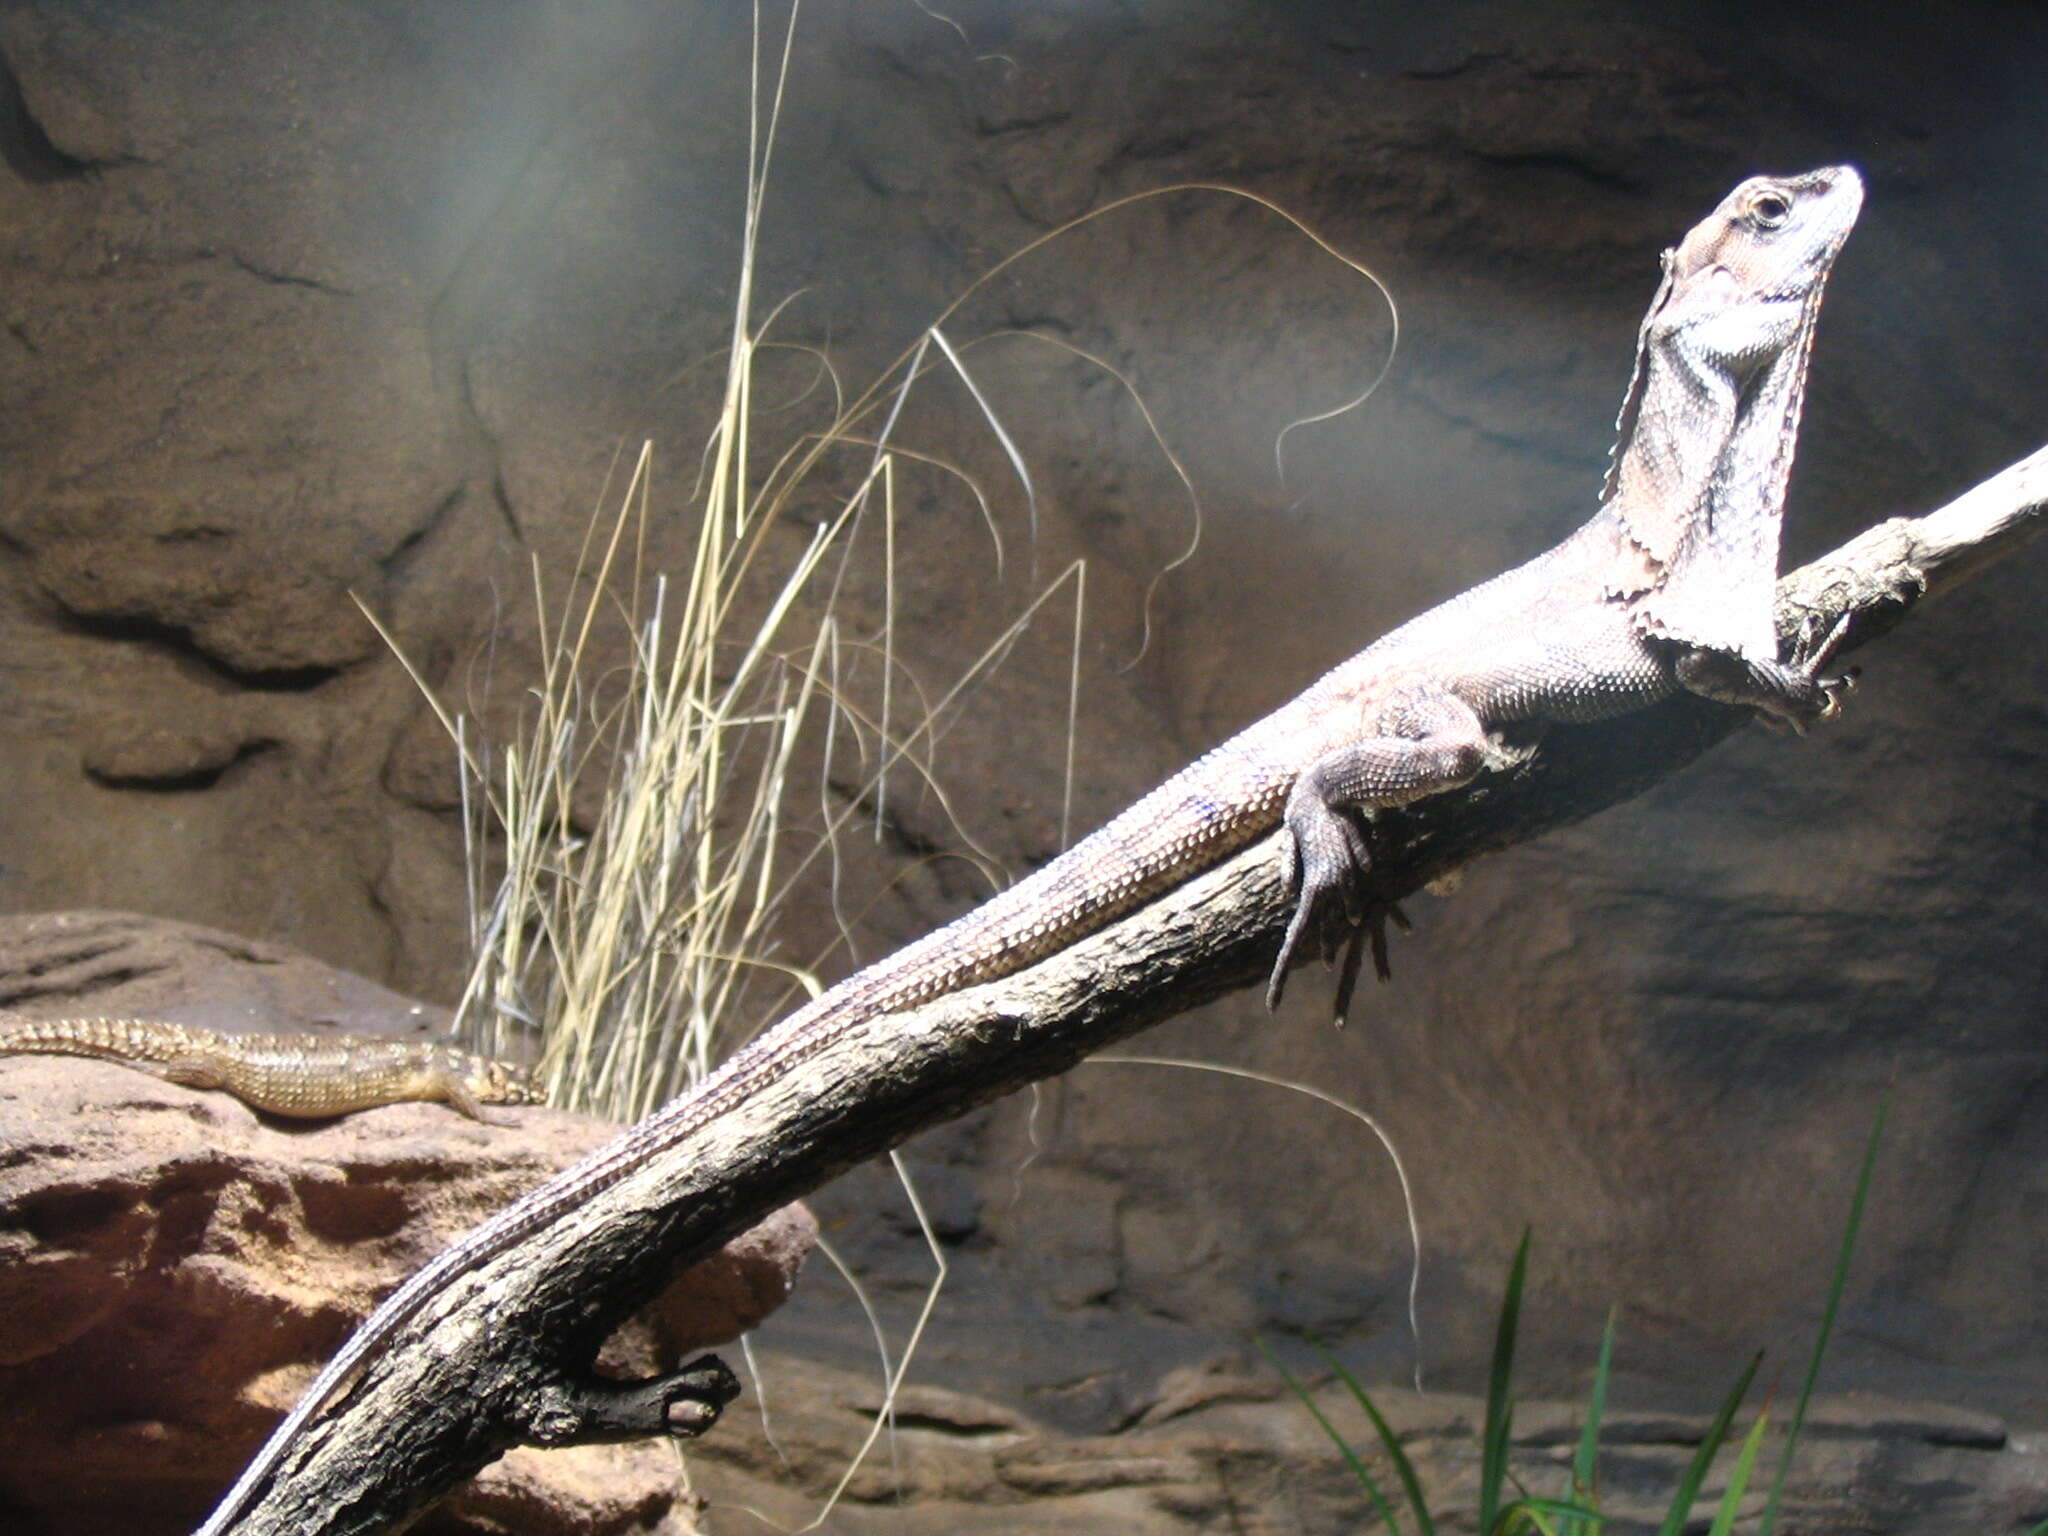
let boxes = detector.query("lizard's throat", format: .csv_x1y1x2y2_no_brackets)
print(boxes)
1602,306,1819,629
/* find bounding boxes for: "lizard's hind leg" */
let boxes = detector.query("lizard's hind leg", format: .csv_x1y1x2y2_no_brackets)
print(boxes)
1267,685,1504,1011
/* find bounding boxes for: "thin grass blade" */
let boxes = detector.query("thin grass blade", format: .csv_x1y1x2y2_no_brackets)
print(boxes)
1706,1405,1772,1536
1566,1306,1617,1536
1758,1088,1888,1536
1653,1351,1760,1536
1480,1232,1531,1536
1502,1497,1602,1530
1494,1501,1568,1536
1256,1337,1405,1535
1312,1340,1435,1536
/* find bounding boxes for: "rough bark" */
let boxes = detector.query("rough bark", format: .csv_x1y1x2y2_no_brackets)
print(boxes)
219,443,2048,1535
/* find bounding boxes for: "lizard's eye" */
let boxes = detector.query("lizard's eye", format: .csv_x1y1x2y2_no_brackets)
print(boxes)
1747,190,1792,229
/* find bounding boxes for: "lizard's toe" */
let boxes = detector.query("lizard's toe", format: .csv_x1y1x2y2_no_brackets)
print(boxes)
1267,891,1316,1010
1796,611,1855,674
1329,901,1411,1024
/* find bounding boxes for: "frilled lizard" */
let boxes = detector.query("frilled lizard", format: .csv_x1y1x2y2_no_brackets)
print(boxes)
200,165,1863,1533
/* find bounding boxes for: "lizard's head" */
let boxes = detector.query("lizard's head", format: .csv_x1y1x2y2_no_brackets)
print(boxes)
1648,165,1864,368
430,1044,547,1106
475,1057,547,1106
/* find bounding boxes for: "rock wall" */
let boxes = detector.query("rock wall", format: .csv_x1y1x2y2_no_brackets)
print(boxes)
4,0,2046,1479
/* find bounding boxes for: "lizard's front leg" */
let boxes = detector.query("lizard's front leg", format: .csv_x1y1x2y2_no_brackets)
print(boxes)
1268,686,1523,1010
1672,614,1854,734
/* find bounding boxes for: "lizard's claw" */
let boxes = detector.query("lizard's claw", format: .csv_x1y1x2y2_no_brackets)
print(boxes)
1815,664,1858,722
1779,614,1858,732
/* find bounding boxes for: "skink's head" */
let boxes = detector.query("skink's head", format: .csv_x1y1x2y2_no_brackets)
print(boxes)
433,1045,547,1106
480,1058,547,1106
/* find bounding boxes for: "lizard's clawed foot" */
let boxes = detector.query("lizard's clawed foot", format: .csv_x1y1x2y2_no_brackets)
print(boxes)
1680,621,1859,736
1268,808,1367,1009
1269,792,1404,1018
1771,614,1859,733
1798,612,1859,725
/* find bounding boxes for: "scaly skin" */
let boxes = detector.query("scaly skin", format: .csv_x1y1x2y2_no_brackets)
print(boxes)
0,1014,541,1119
198,166,1862,1535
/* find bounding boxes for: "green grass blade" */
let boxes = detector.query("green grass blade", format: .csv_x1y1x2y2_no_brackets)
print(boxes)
1758,1087,1889,1536
1503,1496,1603,1533
1567,1306,1618,1535
2022,1520,2048,1536
1315,1340,1437,1536
1706,1404,1772,1536
1495,1503,1562,1536
1654,1351,1760,1536
1257,1336,1405,1534
1480,1232,1532,1536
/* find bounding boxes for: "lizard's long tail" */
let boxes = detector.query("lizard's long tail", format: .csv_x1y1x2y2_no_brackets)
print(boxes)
194,701,1316,1533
